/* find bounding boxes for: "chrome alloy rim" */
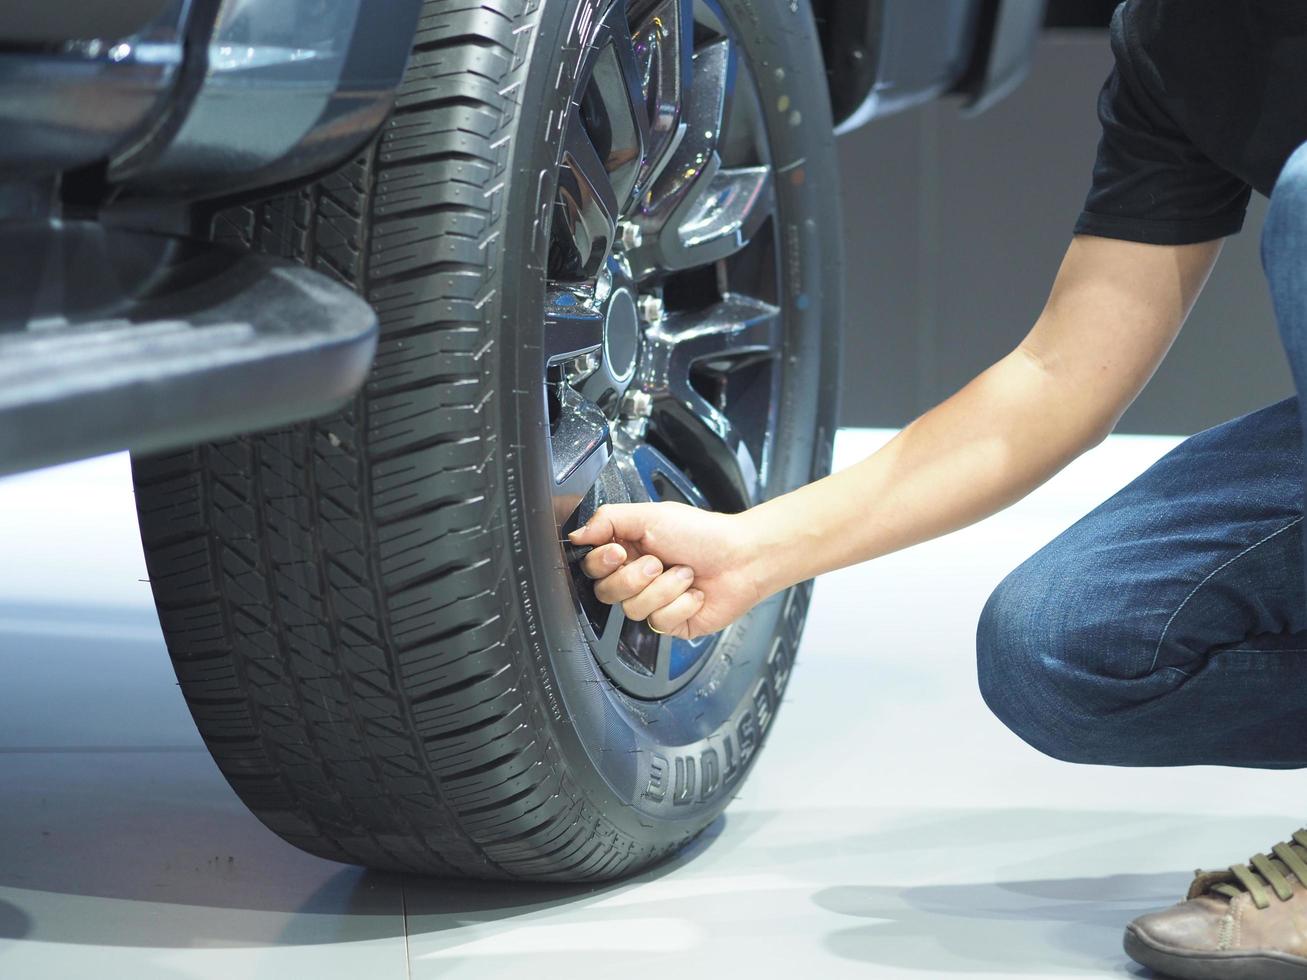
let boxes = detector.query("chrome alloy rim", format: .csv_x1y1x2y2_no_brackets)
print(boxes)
546,0,784,700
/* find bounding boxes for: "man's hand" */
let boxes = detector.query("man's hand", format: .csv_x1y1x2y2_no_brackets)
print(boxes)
568,501,769,640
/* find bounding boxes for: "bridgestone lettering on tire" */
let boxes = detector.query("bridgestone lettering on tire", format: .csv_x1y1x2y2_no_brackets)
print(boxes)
132,0,843,882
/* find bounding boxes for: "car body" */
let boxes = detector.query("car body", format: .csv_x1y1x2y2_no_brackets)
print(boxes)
0,0,1045,479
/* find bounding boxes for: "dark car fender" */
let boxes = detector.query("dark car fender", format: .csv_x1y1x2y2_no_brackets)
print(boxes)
813,0,1047,132
109,0,424,204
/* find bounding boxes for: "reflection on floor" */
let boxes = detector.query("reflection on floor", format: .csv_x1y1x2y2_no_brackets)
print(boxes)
0,431,1300,978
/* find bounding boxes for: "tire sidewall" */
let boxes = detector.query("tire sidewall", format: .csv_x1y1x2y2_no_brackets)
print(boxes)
496,0,844,846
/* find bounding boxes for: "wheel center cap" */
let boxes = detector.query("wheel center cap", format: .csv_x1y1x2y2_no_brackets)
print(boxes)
603,287,639,384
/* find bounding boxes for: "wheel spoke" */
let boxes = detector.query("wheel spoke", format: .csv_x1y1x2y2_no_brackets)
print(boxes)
646,294,781,374
670,165,774,268
617,612,666,674
651,630,674,684
543,288,605,363
630,442,710,508
640,296,780,510
557,107,620,278
627,38,736,275
594,602,626,667
550,385,611,525
583,0,651,208
631,0,694,190
655,384,762,510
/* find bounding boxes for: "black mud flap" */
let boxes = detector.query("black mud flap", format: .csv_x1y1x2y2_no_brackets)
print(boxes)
0,220,378,477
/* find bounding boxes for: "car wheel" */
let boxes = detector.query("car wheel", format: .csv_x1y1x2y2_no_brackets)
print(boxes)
132,0,843,882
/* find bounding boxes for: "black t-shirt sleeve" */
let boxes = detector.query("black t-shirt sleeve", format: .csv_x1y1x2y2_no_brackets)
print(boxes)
1074,3,1252,245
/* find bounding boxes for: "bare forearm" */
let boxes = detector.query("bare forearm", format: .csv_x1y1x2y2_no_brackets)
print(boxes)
570,237,1222,640
740,346,1106,597
734,235,1221,602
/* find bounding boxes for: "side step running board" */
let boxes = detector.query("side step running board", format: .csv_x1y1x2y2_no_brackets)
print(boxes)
0,220,378,477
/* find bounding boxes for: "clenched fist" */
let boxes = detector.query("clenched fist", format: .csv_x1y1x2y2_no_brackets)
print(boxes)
567,500,771,640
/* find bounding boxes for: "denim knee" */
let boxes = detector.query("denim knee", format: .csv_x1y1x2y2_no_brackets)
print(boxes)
976,556,1137,765
1273,140,1307,206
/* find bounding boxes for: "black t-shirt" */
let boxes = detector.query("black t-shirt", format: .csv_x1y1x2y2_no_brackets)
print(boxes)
1074,0,1307,245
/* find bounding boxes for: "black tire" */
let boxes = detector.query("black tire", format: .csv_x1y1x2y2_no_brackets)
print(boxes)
132,0,843,882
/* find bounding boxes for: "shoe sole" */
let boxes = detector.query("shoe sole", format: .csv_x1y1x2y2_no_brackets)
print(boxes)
1125,925,1307,979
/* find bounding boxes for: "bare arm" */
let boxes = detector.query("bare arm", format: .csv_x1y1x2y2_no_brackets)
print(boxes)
568,234,1224,639
742,233,1223,596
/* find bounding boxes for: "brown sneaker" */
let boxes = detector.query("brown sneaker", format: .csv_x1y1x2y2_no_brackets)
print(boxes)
1125,828,1307,979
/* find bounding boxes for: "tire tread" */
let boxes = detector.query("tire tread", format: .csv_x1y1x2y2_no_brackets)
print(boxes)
135,0,655,881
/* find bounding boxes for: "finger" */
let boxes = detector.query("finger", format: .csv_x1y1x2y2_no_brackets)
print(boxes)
580,542,627,579
594,554,664,605
570,502,657,547
622,564,695,622
648,588,706,637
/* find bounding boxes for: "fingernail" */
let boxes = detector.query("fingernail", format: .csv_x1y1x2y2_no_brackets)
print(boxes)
643,558,661,576
692,589,704,601
676,565,694,581
603,545,624,565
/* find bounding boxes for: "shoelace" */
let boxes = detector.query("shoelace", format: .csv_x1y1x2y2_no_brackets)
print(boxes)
1208,828,1307,910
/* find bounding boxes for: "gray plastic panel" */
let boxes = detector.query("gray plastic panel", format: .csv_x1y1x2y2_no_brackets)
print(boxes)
0,221,378,476
111,0,423,201
962,0,1048,116
834,0,983,133
0,0,174,45
0,0,190,177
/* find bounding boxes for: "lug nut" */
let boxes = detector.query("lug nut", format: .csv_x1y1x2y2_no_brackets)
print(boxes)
595,263,613,303
638,293,665,324
619,221,644,251
621,389,654,418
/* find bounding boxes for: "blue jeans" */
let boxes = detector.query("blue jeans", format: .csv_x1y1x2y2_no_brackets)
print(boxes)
976,141,1307,769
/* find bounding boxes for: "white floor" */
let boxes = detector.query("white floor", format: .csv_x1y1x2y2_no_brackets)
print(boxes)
1,430,1302,979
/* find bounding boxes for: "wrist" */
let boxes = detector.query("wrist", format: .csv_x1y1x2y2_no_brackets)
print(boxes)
732,499,807,601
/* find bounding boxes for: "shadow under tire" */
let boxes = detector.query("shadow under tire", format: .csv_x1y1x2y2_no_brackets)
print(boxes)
131,0,843,882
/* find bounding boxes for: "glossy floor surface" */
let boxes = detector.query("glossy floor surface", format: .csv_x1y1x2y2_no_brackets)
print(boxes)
1,430,1302,979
